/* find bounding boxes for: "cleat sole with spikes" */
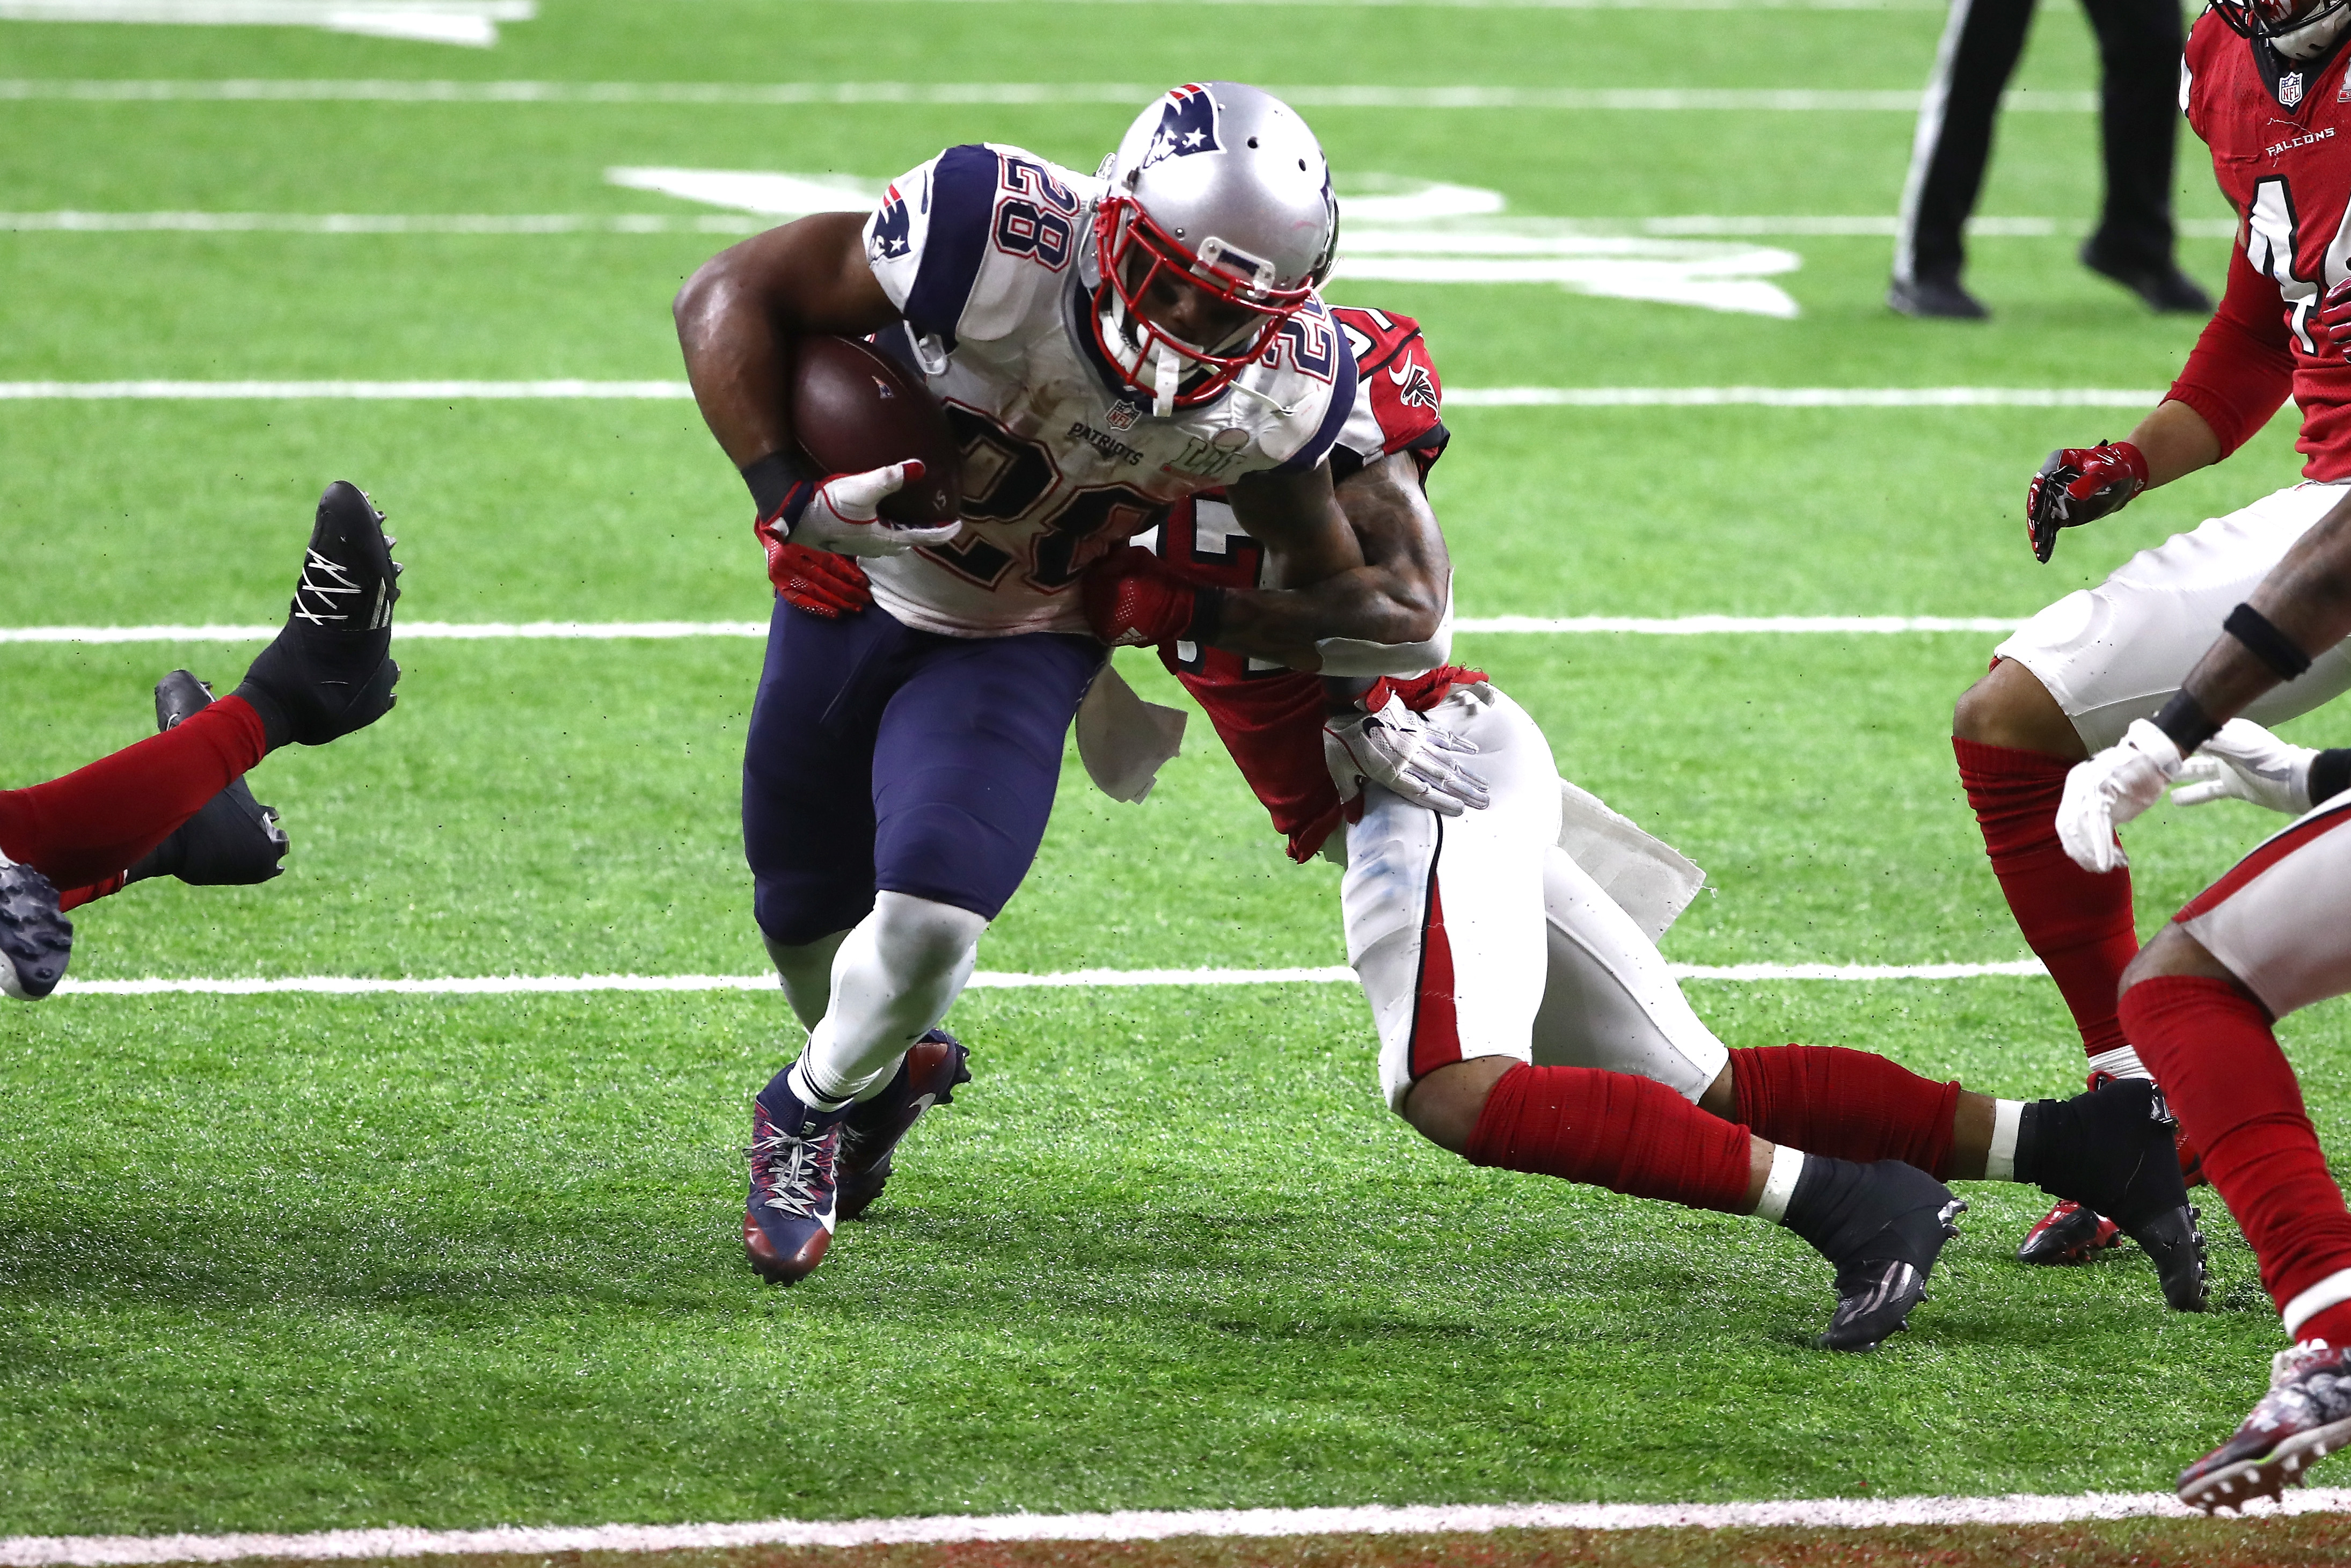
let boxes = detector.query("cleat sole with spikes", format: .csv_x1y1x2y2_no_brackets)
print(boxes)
2181,1417,2351,1513
0,860,73,1001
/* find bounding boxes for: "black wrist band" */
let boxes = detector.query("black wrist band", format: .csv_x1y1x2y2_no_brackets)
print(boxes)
2313,748,2351,807
741,450,811,520
2224,602,2314,682
1185,586,1227,647
2153,690,2222,755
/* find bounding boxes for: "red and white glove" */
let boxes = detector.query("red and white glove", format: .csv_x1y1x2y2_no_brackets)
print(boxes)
754,523,872,618
764,460,962,559
2026,440,2149,564
2317,276,2351,365
2057,718,2186,873
1323,694,1492,817
1083,544,1213,647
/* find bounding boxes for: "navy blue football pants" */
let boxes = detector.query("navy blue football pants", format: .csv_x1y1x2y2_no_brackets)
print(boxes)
743,596,1101,947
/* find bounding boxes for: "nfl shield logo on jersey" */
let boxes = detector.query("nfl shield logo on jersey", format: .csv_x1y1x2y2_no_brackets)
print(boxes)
2282,70,2305,108
1106,399,1142,431
1141,84,1222,170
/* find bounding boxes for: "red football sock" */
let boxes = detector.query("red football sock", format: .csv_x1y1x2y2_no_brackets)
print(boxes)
1956,736,2138,1062
56,872,130,914
0,696,268,891
1465,1063,1753,1213
2121,975,2351,1329
1728,1045,1963,1180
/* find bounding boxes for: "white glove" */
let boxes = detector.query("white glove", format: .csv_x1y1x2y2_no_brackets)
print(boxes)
1323,694,1492,817
791,461,962,559
2170,718,2318,815
2057,718,2186,874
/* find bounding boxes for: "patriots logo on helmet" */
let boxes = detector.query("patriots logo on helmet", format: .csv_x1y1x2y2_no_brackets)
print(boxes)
1139,84,1222,171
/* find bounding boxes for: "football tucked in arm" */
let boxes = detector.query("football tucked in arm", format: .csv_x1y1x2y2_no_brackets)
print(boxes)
788,335,964,525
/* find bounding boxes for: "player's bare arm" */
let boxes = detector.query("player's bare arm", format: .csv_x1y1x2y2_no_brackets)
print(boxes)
1204,451,1448,666
673,213,901,468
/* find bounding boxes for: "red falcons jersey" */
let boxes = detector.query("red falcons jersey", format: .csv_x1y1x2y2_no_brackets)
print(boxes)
2175,14,2351,475
1149,307,1471,862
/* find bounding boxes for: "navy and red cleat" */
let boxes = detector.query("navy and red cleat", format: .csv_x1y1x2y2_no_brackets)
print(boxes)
837,1029,970,1222
2180,1342,2351,1512
0,858,72,1001
744,1073,848,1285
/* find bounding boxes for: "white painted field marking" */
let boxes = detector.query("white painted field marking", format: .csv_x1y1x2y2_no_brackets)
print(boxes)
0,212,2243,239
0,617,2023,644
0,79,2103,110
0,381,2163,408
2,1489,2341,1564
0,0,531,46
49,961,2046,997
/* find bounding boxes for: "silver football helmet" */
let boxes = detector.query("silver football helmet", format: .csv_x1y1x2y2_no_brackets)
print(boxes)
1090,82,1339,414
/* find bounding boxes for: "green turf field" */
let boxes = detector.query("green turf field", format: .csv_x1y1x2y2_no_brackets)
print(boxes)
5,0,2351,1542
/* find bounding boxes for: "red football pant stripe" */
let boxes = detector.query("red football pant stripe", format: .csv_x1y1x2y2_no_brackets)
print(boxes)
1727,1045,1962,1180
0,696,267,891
1465,1062,1753,1213
1407,857,1463,1082
2121,974,2351,1325
1955,735,2137,1062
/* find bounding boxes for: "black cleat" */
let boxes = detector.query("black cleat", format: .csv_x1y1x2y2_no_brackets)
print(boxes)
1787,1157,1966,1352
234,481,401,747
2082,242,2214,315
1888,274,1989,320
837,1029,970,1222
0,859,72,1001
146,673,289,886
2180,1342,2351,1512
2031,1078,2209,1312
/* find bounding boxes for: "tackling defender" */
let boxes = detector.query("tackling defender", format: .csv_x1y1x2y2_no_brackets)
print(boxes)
2053,471,2351,1508
675,83,1398,1285
1,482,403,999
1951,0,2351,1262
1079,308,2209,1347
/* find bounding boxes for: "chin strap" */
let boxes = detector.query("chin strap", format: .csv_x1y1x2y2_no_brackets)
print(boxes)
1152,343,1180,417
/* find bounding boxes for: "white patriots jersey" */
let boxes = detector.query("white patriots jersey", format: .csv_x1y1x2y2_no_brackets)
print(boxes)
859,141,1357,637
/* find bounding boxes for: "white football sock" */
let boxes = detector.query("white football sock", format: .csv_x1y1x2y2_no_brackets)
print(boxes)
795,891,986,1105
2086,1045,2153,1083
1755,1144,1806,1223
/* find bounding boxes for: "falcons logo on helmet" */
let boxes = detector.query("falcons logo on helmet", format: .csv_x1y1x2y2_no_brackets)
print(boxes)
1140,84,1222,171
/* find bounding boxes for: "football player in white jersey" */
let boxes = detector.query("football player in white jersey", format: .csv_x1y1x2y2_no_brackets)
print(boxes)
674,83,1395,1285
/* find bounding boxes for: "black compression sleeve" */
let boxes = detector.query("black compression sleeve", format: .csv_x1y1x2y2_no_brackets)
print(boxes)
741,450,812,519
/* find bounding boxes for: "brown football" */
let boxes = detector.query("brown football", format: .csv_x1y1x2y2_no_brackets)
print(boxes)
788,334,963,526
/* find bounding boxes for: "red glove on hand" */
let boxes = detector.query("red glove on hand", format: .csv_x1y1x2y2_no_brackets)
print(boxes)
2025,439,2149,563
755,519,872,618
2317,276,2351,364
1083,545,1210,647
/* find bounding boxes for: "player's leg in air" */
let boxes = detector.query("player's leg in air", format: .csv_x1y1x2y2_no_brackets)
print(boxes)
1342,675,2206,1348
0,481,401,1001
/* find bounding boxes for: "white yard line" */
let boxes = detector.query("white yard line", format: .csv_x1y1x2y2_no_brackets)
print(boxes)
0,616,2022,643
0,79,2101,110
1,1490,2339,1563
0,381,2162,408
0,211,2240,238
49,961,2045,996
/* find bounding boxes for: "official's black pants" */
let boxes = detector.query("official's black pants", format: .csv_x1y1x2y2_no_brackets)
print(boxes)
1894,0,2185,285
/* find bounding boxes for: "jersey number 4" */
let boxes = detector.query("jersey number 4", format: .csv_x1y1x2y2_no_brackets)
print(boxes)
926,405,1166,593
2246,175,2351,353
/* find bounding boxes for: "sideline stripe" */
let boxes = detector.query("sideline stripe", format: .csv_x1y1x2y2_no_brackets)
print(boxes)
0,212,2242,239
3,1491,2342,1563
0,79,2100,111
48,961,2046,996
0,616,2021,643
0,381,2160,407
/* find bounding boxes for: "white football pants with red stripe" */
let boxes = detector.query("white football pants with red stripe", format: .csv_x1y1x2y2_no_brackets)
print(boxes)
1339,684,1731,1112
